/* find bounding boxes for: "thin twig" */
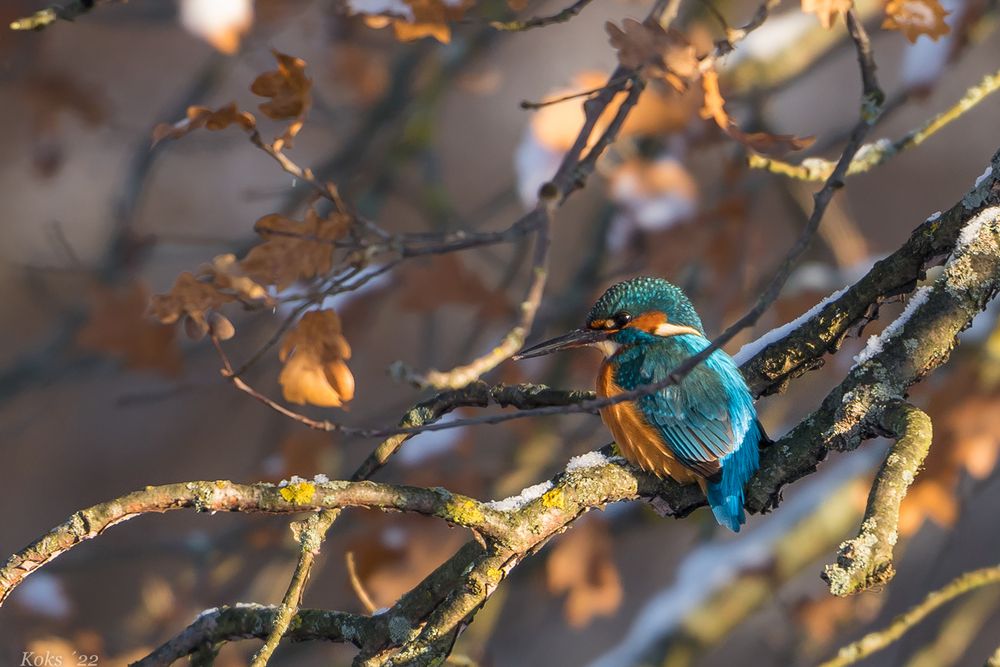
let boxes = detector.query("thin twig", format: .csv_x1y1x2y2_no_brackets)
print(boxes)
519,75,632,110
491,0,595,31
750,67,1000,181
819,565,1000,667
347,551,378,614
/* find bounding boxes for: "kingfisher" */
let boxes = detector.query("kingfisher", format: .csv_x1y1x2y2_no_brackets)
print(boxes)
515,277,763,531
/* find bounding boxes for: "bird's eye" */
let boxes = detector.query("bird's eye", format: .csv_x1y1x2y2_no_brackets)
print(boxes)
612,311,632,328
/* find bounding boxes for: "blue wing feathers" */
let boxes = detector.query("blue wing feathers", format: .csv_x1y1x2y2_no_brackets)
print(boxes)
613,334,762,532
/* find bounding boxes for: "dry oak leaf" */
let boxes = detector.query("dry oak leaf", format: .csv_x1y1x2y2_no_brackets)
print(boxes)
151,102,256,146
882,0,950,42
251,50,312,120
801,0,853,29
606,18,698,92
77,282,183,377
150,272,235,340
240,208,351,290
201,253,271,304
701,69,814,156
546,516,623,628
279,309,355,407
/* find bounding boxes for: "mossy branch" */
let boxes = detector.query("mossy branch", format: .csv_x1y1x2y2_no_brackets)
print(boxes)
823,402,932,596
819,565,1000,667
748,67,1000,182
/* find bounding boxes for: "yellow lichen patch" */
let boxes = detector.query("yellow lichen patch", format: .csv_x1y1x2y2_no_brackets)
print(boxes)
279,481,316,504
486,567,504,584
445,498,485,526
542,487,566,509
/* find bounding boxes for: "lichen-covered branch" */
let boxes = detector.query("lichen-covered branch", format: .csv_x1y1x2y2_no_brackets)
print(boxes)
747,158,1000,515
0,479,517,606
134,605,367,667
748,67,1000,181
819,565,1000,667
823,402,932,596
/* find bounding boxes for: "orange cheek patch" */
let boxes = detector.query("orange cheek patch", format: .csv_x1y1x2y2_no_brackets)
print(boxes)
628,310,668,333
588,318,611,330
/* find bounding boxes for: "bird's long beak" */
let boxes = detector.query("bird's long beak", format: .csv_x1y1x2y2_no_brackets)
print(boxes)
513,328,608,360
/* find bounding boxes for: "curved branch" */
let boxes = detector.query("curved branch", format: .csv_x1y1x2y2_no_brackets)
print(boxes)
135,605,367,667
823,401,932,596
0,479,515,606
819,565,1000,667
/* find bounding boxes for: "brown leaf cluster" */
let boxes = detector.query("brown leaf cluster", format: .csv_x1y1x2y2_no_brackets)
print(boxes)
77,282,183,377
546,515,623,627
201,253,271,304
150,272,236,340
251,50,312,146
356,0,473,43
241,208,351,290
882,0,950,43
701,69,815,156
279,309,355,407
606,18,699,92
151,50,311,148
151,103,256,146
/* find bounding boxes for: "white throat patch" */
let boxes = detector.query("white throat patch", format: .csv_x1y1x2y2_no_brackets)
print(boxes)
652,323,704,338
592,340,620,357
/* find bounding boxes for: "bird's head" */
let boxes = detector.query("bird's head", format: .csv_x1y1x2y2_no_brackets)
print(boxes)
515,277,705,360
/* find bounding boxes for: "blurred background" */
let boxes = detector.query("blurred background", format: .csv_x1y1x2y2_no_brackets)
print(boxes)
2,0,1000,665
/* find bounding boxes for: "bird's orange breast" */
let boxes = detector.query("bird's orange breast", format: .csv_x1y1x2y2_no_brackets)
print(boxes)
597,361,698,484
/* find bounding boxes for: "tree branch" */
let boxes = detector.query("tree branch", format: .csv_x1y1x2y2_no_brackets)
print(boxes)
823,401,932,596
749,67,1000,181
819,565,1000,667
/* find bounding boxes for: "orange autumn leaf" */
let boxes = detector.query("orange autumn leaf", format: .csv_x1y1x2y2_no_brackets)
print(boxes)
801,0,853,29
251,50,311,120
240,207,351,291
546,516,623,628
151,102,256,146
150,272,235,340
355,0,472,43
201,253,271,304
531,71,699,153
77,282,183,377
250,50,312,148
606,18,698,92
882,0,950,43
279,310,355,407
701,69,815,156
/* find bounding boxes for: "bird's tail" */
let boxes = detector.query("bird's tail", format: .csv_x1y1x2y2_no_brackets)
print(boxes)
703,426,761,532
